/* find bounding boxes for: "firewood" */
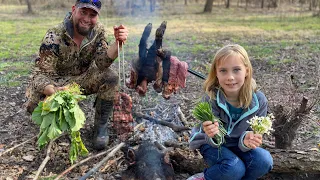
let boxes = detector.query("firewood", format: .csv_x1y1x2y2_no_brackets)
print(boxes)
134,112,190,132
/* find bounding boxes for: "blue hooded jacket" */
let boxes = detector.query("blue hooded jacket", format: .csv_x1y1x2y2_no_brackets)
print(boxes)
189,89,268,152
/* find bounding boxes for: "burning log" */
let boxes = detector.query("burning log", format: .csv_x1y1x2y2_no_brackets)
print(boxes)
134,112,190,132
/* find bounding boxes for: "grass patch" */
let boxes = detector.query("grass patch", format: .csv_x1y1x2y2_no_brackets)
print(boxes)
0,60,32,87
0,4,320,88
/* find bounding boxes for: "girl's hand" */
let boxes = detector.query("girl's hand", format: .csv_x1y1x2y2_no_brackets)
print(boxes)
203,121,219,138
244,132,262,149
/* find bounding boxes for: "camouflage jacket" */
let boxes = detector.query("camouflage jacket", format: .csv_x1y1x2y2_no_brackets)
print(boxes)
29,12,114,94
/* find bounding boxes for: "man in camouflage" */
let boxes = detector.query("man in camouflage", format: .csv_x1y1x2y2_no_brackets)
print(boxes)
25,0,129,150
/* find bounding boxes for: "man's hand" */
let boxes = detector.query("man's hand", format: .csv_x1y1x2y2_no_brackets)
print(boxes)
113,24,128,45
244,132,262,149
43,84,67,97
203,121,219,138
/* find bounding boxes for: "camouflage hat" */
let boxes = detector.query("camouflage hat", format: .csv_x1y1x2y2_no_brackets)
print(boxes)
76,0,101,14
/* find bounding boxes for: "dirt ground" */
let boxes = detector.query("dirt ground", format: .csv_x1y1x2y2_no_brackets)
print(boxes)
0,52,319,180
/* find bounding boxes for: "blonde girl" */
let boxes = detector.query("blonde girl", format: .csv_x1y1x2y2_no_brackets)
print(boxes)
189,44,273,180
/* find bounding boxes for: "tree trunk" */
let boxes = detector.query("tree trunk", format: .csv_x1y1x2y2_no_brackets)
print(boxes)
273,97,311,149
225,0,230,8
126,0,131,8
185,0,188,5
261,0,264,8
245,0,249,10
203,0,214,13
149,0,156,12
170,148,320,174
25,0,33,14
141,0,146,6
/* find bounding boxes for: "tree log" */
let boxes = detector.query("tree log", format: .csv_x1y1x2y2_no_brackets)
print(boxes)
169,148,320,174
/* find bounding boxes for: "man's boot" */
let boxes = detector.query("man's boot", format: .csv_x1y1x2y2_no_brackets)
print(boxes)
93,97,113,150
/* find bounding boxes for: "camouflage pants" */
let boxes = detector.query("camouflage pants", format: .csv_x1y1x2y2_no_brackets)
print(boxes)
26,62,119,114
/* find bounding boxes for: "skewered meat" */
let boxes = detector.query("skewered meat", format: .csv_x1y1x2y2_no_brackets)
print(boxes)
126,21,188,99
113,92,134,141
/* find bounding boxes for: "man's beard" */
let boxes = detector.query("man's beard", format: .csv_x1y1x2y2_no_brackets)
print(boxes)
75,22,93,36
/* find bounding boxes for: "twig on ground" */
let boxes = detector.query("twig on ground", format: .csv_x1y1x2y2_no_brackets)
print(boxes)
176,106,188,126
55,123,144,180
79,142,125,180
101,155,124,172
54,149,113,180
164,141,189,150
154,141,167,151
0,135,36,157
33,140,55,180
78,123,144,180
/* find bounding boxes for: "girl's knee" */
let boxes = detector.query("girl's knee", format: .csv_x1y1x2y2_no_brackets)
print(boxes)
252,148,273,173
221,158,246,179
261,152,273,172
205,157,245,180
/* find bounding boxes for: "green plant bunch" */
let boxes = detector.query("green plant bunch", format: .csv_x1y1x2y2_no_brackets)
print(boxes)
193,102,227,146
247,114,274,135
31,83,88,164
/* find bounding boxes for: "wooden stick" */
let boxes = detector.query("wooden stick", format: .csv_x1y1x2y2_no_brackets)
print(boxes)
54,149,113,180
164,141,189,150
134,112,190,132
101,155,124,172
0,135,36,157
79,142,125,180
176,106,188,126
33,140,55,180
55,122,144,180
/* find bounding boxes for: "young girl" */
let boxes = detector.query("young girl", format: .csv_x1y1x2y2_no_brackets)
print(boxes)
189,44,273,180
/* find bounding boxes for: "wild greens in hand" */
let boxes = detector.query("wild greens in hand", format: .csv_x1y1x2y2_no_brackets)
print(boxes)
32,83,88,163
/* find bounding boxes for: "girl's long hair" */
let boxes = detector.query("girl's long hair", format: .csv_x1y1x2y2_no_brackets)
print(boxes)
203,44,257,108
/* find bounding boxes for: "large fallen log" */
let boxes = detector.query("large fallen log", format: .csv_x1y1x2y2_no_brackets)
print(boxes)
169,148,320,175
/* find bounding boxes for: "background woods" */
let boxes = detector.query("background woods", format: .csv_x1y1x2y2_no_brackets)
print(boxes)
0,0,319,179
1,0,320,14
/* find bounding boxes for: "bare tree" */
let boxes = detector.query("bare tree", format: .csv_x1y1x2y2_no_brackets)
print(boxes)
226,0,230,8
204,0,214,12
150,0,156,12
25,0,33,13
141,0,146,6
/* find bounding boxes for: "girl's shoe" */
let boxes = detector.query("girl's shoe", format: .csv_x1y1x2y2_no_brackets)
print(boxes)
186,172,205,180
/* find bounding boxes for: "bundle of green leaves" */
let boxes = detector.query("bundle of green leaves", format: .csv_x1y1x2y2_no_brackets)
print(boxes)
193,102,227,146
32,83,88,163
247,114,274,135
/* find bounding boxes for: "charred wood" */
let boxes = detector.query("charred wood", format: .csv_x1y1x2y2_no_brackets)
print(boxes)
273,97,312,149
134,112,190,132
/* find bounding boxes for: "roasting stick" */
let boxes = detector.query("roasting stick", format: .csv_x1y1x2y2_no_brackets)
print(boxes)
187,68,206,80
122,42,125,87
117,41,126,88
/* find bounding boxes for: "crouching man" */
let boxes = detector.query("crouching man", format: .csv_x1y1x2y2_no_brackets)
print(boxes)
25,0,128,150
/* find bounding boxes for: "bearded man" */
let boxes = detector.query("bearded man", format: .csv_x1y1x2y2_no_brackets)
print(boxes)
25,0,128,150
